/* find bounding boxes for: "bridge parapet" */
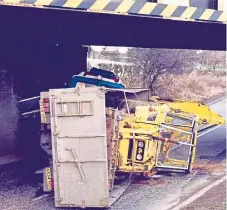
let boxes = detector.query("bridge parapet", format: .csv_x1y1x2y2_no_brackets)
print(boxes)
0,0,226,23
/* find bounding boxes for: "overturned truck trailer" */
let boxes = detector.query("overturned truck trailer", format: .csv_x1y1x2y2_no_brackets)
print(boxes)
44,87,175,208
43,87,151,208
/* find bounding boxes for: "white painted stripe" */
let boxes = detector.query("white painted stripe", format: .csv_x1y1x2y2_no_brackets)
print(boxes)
207,96,226,106
171,175,226,210
32,193,50,201
198,125,221,137
19,96,40,103
21,110,40,116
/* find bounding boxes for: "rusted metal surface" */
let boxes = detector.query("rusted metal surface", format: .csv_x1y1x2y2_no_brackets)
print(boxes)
106,108,120,191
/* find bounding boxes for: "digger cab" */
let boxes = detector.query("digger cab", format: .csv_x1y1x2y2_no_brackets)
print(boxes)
116,104,199,175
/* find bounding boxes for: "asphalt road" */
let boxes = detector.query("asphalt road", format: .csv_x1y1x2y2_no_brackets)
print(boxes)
0,98,225,210
181,179,226,210
197,98,226,159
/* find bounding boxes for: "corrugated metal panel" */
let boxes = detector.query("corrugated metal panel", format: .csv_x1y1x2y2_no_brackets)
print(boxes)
49,88,109,208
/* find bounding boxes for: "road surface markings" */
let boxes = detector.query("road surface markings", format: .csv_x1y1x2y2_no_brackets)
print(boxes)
32,193,50,201
198,125,221,138
170,175,226,210
207,96,226,106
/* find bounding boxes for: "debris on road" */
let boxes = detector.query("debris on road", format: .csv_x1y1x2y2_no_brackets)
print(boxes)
193,163,225,172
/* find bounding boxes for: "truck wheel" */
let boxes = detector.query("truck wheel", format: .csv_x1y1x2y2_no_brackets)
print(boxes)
40,132,52,155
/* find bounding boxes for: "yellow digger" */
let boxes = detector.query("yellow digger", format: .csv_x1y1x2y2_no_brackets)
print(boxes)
113,97,225,181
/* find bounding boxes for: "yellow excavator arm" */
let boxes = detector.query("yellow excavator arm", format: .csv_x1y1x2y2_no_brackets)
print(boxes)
151,97,226,126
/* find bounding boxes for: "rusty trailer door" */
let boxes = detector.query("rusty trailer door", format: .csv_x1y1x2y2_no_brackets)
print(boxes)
49,87,109,208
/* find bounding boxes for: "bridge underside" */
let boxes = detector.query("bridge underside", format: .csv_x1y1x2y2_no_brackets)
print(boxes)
0,5,226,51
0,5,225,96
0,5,225,157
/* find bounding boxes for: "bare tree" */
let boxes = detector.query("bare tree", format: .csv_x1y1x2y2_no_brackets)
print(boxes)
197,51,226,70
97,62,133,78
99,48,121,61
127,48,197,91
